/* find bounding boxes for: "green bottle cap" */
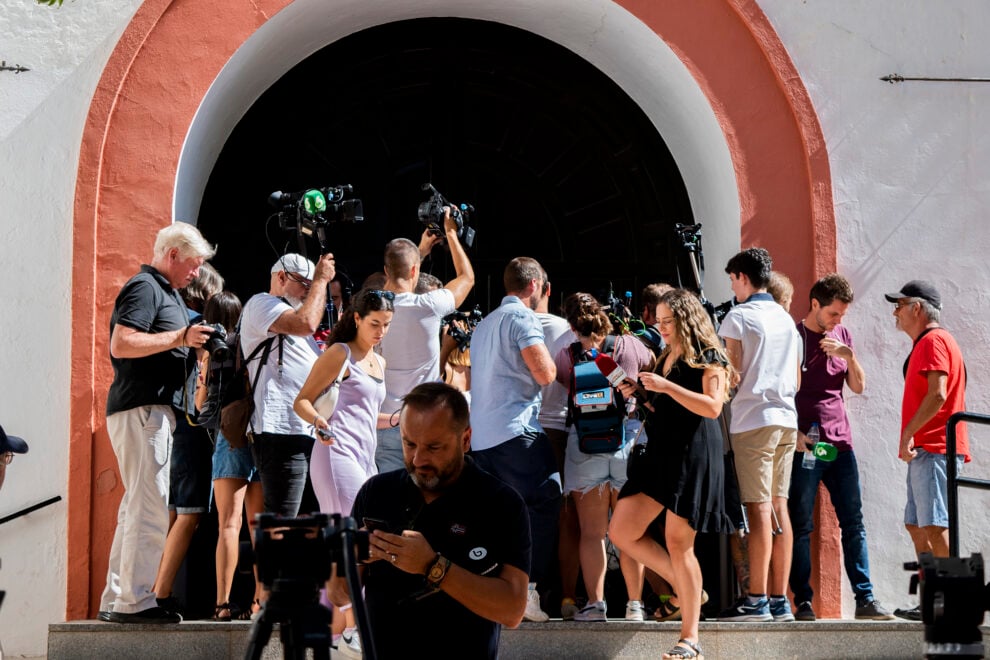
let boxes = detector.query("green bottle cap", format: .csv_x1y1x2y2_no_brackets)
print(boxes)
302,189,326,215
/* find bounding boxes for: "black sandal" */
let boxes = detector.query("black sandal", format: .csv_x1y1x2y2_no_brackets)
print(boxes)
662,638,704,659
213,602,232,622
654,598,681,622
237,599,261,621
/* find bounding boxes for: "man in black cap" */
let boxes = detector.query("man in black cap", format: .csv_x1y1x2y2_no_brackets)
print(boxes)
885,280,969,620
0,425,29,492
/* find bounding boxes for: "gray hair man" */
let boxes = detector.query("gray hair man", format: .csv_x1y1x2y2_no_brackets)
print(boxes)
99,222,216,624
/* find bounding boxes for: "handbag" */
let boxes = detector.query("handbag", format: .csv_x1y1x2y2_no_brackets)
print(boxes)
313,344,351,420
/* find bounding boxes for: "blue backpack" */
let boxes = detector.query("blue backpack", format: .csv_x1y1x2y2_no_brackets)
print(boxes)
568,336,626,454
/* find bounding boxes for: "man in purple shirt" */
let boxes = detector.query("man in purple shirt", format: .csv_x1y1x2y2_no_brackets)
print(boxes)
788,274,894,621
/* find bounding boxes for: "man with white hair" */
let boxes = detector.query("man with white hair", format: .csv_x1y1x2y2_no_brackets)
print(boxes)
99,222,217,624
240,252,335,517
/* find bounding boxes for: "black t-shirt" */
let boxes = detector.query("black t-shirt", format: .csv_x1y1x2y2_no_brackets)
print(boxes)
352,459,531,660
106,265,190,415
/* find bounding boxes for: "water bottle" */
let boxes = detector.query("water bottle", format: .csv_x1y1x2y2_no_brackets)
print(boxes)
802,423,820,469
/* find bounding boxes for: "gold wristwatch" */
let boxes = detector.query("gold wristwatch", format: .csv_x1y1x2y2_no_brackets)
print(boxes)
426,553,451,590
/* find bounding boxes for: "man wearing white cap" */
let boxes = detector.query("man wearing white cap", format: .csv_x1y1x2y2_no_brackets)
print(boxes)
0,424,28,492
240,252,335,516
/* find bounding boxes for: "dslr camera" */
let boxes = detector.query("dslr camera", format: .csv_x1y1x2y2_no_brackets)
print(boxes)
418,183,476,248
196,321,231,361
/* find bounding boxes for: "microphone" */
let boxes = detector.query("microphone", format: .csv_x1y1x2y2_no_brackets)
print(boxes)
593,354,654,412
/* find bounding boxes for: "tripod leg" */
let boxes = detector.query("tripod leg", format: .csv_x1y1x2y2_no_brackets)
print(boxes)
243,614,274,660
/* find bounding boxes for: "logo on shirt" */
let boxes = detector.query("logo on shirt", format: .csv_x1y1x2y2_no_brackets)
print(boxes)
469,547,488,561
450,523,467,535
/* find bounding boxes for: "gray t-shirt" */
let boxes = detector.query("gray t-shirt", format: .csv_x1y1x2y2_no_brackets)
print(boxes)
377,288,457,415
240,293,321,435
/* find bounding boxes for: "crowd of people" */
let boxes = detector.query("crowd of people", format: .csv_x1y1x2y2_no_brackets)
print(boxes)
95,220,970,660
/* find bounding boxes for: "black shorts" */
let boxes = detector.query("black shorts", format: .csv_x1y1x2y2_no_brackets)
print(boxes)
168,411,214,514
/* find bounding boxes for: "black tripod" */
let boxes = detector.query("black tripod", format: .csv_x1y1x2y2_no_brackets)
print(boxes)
243,514,376,660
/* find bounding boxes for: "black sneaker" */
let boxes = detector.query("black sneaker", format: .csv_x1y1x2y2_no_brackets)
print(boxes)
893,605,922,621
795,601,816,621
108,606,182,624
97,611,113,622
856,599,895,620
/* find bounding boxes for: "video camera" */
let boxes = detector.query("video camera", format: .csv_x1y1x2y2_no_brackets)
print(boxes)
418,183,476,249
442,306,483,352
905,552,989,658
269,185,364,253
244,512,375,660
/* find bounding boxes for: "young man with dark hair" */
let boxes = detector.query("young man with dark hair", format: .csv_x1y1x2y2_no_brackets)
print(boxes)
334,383,530,659
717,247,802,622
788,274,893,621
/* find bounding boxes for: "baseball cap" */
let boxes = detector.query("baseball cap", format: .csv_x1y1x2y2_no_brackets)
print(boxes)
0,425,29,455
271,253,315,280
884,280,942,310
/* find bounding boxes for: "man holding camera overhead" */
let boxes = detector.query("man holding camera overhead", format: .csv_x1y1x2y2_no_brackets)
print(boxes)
376,207,475,473
240,252,335,517
99,223,216,624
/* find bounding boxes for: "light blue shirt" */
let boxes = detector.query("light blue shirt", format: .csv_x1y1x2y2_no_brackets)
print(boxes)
469,296,547,451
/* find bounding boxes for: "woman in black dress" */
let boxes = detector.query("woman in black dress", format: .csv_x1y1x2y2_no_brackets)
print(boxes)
609,289,734,660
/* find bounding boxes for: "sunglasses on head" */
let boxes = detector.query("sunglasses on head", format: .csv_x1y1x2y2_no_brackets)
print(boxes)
366,289,396,302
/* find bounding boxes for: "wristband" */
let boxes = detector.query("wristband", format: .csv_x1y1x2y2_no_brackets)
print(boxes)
181,326,191,348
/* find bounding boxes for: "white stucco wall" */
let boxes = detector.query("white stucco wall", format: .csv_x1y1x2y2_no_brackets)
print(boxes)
1,0,989,656
0,1,144,657
761,0,990,617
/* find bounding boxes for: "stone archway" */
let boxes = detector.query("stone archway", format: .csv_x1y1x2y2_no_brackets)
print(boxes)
68,0,835,618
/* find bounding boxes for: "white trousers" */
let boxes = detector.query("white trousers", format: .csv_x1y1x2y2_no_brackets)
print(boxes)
99,405,174,613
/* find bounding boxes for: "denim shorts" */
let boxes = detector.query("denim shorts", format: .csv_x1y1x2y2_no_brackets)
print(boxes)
905,448,964,528
168,414,213,514
375,425,404,474
212,432,260,483
563,418,643,494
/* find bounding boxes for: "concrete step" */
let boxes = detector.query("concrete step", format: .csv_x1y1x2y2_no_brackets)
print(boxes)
48,618,986,659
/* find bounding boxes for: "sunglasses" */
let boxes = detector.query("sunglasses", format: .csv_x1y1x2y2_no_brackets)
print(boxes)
366,289,396,302
284,271,312,289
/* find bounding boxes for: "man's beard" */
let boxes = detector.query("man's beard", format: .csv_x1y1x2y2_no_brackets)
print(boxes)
406,456,463,492
285,295,304,309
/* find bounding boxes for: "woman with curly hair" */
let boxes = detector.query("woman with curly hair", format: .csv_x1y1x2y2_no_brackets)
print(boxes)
609,288,735,660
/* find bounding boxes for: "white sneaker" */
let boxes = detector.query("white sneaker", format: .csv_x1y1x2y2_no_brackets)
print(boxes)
523,587,550,622
574,599,607,622
625,600,645,621
337,627,362,659
560,598,579,621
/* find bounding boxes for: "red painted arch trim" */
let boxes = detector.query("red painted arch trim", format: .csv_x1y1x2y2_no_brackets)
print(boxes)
69,0,836,619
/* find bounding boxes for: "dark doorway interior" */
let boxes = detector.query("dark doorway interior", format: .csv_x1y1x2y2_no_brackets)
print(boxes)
198,17,694,314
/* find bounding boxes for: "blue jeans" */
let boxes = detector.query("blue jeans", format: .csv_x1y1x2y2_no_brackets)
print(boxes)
470,430,562,587
788,449,874,605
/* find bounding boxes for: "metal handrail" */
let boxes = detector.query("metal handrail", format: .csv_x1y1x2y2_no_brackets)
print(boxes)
946,411,990,557
0,495,61,525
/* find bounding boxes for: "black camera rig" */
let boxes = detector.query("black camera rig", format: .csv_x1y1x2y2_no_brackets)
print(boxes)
418,183,476,249
269,185,364,254
442,306,483,352
244,512,376,660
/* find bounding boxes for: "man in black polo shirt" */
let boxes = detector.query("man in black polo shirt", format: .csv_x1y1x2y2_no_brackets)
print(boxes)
334,383,530,659
99,223,217,624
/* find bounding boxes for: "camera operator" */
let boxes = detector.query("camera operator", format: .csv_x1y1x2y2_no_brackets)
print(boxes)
331,383,530,659
376,207,475,473
240,252,335,518
98,223,216,624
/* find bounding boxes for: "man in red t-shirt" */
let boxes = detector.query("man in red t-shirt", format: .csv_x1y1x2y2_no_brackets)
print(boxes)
886,280,969,619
